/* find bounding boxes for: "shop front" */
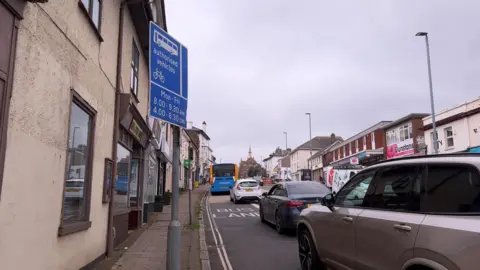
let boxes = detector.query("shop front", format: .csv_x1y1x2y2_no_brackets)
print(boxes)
330,149,384,168
113,94,151,246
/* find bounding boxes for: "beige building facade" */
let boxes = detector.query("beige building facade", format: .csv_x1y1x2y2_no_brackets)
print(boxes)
0,0,170,269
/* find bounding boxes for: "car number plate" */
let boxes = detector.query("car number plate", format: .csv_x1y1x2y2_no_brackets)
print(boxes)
245,188,252,192
66,188,80,192
307,204,311,208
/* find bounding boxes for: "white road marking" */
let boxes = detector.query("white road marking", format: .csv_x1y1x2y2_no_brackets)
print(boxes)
206,195,233,270
205,196,228,270
250,203,259,209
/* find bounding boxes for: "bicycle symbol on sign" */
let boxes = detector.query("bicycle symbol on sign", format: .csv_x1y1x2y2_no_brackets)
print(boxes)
153,69,165,83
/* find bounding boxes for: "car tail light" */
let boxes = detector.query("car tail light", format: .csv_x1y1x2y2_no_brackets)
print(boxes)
236,185,241,190
287,201,303,207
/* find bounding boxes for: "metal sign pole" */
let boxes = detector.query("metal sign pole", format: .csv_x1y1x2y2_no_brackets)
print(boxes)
167,125,181,270
188,142,192,225
151,3,188,269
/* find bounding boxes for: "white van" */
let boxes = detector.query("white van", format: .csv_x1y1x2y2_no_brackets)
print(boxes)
331,169,362,195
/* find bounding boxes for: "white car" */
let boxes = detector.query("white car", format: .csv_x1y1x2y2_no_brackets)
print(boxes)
230,179,263,204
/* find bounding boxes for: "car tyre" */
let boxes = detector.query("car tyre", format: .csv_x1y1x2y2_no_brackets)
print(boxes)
275,210,285,234
298,228,324,270
233,195,239,204
259,204,266,223
230,196,233,202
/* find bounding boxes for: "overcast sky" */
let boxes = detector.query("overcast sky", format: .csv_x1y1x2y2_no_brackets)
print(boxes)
165,0,479,164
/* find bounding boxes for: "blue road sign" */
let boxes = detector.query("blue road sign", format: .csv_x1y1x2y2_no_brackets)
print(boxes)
149,22,188,128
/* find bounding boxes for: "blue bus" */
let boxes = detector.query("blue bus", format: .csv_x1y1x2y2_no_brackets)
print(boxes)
209,163,238,194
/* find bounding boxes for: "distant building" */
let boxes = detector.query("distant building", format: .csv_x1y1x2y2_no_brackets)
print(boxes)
308,134,343,181
263,147,289,178
290,135,343,181
328,121,392,167
423,97,480,154
383,113,430,159
239,146,260,178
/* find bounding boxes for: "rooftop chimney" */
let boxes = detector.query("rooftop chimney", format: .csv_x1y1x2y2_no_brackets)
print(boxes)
202,121,207,132
330,133,336,143
187,121,193,129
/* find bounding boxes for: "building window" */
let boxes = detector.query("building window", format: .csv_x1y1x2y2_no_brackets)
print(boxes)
114,143,131,212
355,140,359,152
130,40,140,96
349,142,352,154
444,127,454,148
363,136,366,150
337,150,340,160
80,0,102,30
371,132,376,149
399,124,412,141
60,95,96,235
343,146,346,157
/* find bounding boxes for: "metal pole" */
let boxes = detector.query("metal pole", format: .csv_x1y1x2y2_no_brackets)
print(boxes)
188,142,192,225
306,113,312,168
167,125,181,270
424,35,439,154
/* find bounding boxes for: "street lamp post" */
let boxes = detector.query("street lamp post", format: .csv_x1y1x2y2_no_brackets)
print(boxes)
305,113,312,168
416,32,439,154
283,132,288,150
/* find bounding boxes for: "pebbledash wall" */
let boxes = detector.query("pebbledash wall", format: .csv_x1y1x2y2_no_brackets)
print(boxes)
0,0,118,269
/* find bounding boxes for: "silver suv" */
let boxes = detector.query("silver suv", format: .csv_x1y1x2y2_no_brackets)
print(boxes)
297,153,480,270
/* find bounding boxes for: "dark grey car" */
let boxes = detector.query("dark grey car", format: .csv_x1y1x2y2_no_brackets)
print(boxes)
259,181,330,234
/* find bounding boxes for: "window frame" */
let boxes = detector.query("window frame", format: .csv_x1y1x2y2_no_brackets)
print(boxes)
78,0,103,41
355,140,359,152
334,168,378,208
363,136,366,150
363,164,424,212
422,163,480,215
58,90,97,236
130,39,140,97
444,127,454,149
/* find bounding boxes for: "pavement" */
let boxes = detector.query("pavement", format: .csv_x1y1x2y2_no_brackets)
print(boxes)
109,184,210,270
203,186,300,270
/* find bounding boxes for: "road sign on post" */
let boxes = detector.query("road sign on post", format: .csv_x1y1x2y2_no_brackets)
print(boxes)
149,21,188,270
149,22,188,127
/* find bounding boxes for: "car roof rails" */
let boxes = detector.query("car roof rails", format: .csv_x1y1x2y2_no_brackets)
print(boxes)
373,152,480,166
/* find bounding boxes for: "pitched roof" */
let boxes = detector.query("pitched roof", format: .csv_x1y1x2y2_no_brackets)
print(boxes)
307,140,343,161
291,136,344,154
184,130,200,149
190,126,210,140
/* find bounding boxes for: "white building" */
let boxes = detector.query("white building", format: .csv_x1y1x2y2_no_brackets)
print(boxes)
290,136,341,181
0,0,169,269
187,121,213,179
423,97,480,154
262,147,287,178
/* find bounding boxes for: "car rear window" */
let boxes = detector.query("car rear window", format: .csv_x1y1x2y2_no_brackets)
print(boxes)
287,182,330,195
239,181,258,187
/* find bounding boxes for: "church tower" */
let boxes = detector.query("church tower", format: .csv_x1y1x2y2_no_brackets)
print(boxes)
248,145,252,159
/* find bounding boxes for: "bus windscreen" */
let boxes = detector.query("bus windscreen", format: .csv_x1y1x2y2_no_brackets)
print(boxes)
212,164,235,177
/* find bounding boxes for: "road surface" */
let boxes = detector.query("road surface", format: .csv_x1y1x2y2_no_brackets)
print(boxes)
203,187,300,270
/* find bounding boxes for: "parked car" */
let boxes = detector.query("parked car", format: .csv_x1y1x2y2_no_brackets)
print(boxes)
297,153,480,270
230,179,263,204
259,181,330,234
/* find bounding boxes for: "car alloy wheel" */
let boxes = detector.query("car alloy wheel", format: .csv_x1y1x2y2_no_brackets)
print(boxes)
275,211,284,234
299,232,313,270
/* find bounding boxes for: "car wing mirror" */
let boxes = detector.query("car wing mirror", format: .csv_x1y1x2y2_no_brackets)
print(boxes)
321,193,335,212
262,192,268,197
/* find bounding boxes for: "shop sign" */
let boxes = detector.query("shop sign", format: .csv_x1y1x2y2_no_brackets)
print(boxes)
386,138,414,159
350,157,359,165
129,119,144,143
